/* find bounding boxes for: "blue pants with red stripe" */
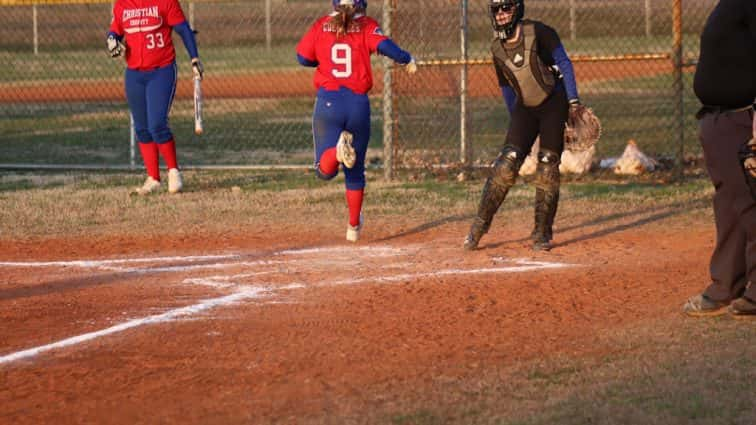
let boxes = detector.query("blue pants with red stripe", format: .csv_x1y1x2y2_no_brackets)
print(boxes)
312,87,371,190
125,62,177,144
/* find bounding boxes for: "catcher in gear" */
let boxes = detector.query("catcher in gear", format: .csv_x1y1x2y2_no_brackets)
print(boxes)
464,0,588,252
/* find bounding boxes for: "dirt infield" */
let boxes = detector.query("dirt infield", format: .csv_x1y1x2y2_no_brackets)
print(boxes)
0,210,722,423
0,60,672,103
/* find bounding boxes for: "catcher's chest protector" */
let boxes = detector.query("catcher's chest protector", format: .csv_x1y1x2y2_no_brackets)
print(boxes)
492,23,555,107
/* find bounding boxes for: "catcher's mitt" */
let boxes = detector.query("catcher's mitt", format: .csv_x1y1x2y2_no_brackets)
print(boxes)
564,103,601,152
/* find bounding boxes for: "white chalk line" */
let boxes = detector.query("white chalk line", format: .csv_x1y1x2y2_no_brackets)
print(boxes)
0,248,573,366
0,286,269,365
0,254,241,268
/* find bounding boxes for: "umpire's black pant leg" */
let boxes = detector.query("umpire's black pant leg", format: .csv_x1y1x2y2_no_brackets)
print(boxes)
700,111,756,301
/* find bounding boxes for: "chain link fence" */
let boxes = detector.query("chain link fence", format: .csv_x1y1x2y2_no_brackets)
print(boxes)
0,0,717,173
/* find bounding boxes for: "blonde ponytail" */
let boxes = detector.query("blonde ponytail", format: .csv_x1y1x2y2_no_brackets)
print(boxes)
329,5,362,37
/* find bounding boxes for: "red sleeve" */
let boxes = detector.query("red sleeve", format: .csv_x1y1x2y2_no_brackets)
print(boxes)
109,3,123,35
363,18,388,53
165,0,187,27
296,19,320,62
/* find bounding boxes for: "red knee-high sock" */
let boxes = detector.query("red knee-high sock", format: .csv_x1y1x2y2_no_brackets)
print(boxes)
138,142,160,180
346,189,364,227
319,147,339,176
156,139,178,170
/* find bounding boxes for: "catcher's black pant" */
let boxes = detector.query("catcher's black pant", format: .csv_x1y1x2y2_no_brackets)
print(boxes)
506,85,569,155
699,108,756,302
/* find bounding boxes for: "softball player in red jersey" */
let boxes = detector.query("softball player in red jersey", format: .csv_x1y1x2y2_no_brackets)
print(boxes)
297,0,417,242
107,0,203,195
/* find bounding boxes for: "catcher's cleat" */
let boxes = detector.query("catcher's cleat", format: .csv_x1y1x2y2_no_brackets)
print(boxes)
463,234,479,251
530,228,553,244
729,296,756,319
463,217,488,251
532,237,552,252
682,294,729,317
168,168,183,194
336,131,356,169
132,176,161,196
346,214,363,242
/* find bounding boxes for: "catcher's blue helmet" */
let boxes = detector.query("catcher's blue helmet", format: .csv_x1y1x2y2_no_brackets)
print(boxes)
332,0,367,9
489,0,524,39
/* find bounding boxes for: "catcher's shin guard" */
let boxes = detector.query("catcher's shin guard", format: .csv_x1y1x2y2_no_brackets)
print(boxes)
464,145,524,250
532,149,560,251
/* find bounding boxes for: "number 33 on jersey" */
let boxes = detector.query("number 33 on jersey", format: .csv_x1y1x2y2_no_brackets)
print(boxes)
109,0,188,70
296,14,390,94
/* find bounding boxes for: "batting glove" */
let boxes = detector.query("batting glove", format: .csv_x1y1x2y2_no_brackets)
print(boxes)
106,35,125,58
405,57,418,75
192,58,204,81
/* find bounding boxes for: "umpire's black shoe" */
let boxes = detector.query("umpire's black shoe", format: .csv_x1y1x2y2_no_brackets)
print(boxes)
729,296,756,319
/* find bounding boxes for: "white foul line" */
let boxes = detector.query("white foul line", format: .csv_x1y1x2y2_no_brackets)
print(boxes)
0,254,241,268
0,287,268,365
0,252,574,367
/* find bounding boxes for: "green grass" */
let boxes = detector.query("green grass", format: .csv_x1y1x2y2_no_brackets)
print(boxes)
0,168,713,239
377,318,755,425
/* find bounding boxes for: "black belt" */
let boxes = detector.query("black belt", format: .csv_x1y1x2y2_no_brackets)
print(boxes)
696,104,752,120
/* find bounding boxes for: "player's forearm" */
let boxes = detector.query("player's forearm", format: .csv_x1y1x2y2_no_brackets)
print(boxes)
296,54,318,67
377,39,412,64
173,21,199,59
551,44,579,102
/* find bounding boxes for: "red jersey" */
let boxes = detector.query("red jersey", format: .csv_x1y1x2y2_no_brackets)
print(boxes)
296,14,389,94
109,0,187,70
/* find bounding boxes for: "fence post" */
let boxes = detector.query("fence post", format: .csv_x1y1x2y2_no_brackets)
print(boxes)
265,0,272,51
33,3,39,55
672,0,684,178
382,0,394,180
569,0,576,41
645,0,652,37
189,2,195,28
460,0,470,168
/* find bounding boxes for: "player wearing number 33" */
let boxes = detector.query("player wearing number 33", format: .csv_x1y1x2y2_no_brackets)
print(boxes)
296,0,417,242
107,0,203,195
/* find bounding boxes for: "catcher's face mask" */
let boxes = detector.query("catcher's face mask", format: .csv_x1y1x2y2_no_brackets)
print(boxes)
489,0,524,39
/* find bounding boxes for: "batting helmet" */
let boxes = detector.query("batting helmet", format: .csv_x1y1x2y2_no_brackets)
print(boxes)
489,0,524,39
332,0,367,9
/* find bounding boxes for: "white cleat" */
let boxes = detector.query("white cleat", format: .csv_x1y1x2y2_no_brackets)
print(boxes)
346,214,363,242
132,176,161,196
168,168,183,194
335,131,356,169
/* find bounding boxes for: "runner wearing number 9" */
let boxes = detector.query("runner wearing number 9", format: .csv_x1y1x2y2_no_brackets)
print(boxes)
108,0,202,195
297,0,417,242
